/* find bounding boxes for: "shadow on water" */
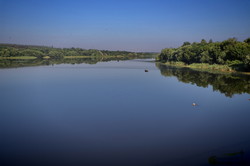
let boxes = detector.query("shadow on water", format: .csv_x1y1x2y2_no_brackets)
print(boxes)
0,58,97,68
0,56,154,69
156,63,250,98
0,57,112,68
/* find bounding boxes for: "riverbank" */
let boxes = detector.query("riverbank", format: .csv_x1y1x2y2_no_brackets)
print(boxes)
0,56,154,68
0,56,37,59
0,55,125,60
161,61,250,75
158,38,250,74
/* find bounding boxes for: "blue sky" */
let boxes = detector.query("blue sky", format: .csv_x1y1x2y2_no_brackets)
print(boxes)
0,0,250,52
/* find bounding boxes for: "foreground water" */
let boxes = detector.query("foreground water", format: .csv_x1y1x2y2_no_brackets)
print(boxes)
0,59,250,166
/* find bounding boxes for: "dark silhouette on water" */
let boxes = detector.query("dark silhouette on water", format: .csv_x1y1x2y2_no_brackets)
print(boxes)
156,63,250,97
208,150,245,165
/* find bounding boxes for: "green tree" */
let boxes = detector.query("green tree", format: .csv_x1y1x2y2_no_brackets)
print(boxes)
158,37,250,71
201,39,207,44
159,48,174,61
0,48,10,57
200,51,211,63
244,38,250,44
182,42,191,47
20,49,44,58
48,50,64,59
64,50,79,56
244,55,250,68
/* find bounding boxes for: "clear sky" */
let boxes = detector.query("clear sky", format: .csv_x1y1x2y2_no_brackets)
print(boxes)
0,0,250,52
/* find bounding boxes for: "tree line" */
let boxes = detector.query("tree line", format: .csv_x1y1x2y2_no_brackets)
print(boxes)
0,44,156,59
158,38,250,71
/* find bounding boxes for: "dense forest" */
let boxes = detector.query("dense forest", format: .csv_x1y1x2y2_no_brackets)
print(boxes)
0,44,155,59
158,38,250,72
156,63,250,97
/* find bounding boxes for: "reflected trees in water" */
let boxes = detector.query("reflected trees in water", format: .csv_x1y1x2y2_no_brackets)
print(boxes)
156,63,250,97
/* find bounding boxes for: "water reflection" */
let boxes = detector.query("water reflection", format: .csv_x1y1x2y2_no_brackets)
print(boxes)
156,63,250,97
1,59,250,166
0,56,153,68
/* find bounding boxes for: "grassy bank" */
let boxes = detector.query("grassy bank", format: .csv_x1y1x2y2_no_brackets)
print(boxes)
63,55,125,59
0,55,134,59
162,62,250,74
0,55,122,60
0,56,37,59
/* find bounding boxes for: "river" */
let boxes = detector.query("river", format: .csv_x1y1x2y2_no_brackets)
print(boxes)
0,59,250,166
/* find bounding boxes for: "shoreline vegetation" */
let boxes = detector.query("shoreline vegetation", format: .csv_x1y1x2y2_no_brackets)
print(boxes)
0,43,156,60
0,55,133,60
0,56,37,59
157,38,250,74
161,61,250,75
0,43,156,68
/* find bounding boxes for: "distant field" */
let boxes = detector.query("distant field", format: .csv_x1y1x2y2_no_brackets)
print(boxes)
63,55,126,58
0,56,37,59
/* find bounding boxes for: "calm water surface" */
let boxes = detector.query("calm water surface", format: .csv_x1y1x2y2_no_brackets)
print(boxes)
0,59,250,166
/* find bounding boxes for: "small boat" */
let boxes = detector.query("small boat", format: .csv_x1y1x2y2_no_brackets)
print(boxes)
145,69,148,72
192,103,197,106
